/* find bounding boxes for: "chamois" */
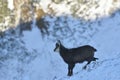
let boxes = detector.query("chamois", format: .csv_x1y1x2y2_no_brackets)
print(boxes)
54,40,98,76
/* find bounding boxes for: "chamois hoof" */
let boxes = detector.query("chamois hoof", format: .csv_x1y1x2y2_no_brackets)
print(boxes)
67,73,73,76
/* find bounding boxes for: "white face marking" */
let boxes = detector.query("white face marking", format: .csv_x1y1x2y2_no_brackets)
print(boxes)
55,47,60,52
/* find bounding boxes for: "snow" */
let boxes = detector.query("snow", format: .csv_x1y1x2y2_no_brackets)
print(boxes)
39,0,120,20
19,11,120,80
1,0,120,80
22,26,43,52
7,0,14,10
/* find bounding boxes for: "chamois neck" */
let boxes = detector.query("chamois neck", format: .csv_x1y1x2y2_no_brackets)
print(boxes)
59,43,69,63
59,44,68,56
60,44,67,50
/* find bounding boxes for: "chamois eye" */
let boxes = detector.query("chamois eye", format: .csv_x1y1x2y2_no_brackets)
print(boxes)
56,43,59,46
56,43,58,46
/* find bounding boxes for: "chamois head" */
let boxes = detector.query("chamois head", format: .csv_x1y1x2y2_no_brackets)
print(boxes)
54,40,61,52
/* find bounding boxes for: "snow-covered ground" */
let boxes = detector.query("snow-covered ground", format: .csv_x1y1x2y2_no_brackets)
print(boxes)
0,0,120,80
20,10,120,80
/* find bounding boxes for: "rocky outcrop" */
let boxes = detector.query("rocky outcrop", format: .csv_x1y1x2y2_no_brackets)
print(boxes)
0,0,120,35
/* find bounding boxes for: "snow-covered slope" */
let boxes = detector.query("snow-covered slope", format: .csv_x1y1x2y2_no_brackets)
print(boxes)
1,11,120,80
0,0,120,80
19,10,120,80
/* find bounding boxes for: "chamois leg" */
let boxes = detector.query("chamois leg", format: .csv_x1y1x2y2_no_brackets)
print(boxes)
93,57,98,61
83,57,98,69
68,64,75,76
83,61,91,69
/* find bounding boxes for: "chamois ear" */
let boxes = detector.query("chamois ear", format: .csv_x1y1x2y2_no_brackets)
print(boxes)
57,40,61,44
